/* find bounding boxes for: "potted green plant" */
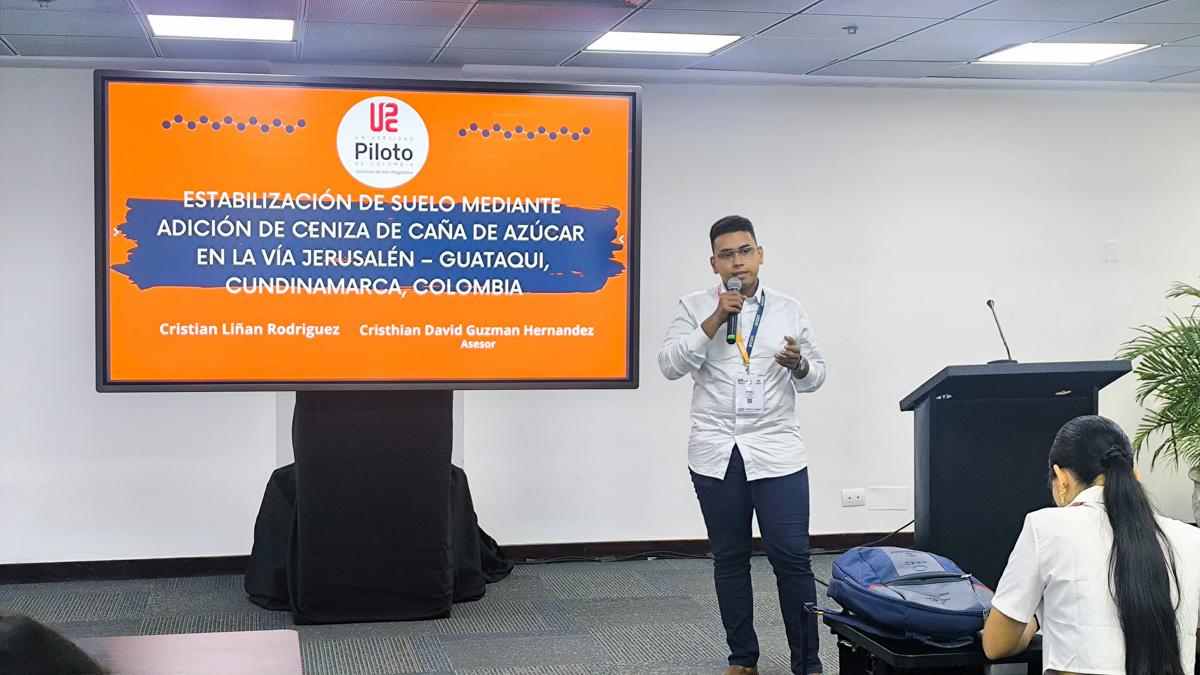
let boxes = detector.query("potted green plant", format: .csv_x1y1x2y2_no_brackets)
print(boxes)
1118,280,1200,522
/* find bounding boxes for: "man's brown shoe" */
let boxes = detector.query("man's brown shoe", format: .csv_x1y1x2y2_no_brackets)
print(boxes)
721,667,758,675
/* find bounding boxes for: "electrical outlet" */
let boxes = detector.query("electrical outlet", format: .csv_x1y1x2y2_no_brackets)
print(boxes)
841,488,866,508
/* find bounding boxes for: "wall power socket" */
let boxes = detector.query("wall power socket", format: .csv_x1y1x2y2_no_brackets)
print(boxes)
841,488,866,508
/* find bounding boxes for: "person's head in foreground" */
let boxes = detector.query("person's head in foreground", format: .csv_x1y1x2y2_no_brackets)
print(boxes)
0,614,107,675
983,415,1199,675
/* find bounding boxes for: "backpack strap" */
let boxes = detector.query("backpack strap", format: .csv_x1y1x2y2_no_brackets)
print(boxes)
811,605,977,649
812,607,910,642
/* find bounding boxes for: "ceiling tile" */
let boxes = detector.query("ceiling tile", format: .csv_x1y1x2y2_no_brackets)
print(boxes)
934,62,1070,78
475,0,642,5
850,39,988,60
1047,21,1200,44
615,9,785,34
132,0,300,19
301,42,437,63
564,50,704,68
716,35,877,60
959,0,1160,22
1103,44,1200,66
904,19,1086,44
156,37,297,60
446,27,599,51
5,33,153,55
646,0,812,10
1109,0,1200,23
0,0,133,11
302,21,453,49
463,3,632,31
0,37,13,54
1154,67,1200,82
691,44,830,72
763,13,938,41
691,53,831,74
1045,63,1197,80
435,47,574,65
1170,34,1200,46
810,59,956,77
0,8,144,36
804,0,990,19
304,0,469,26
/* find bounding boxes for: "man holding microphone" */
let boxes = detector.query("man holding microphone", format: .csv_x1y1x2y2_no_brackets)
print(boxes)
659,215,827,675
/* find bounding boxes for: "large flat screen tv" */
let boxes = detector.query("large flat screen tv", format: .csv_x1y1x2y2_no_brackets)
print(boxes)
95,71,639,391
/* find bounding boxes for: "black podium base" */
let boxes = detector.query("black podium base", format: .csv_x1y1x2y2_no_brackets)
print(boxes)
245,390,512,624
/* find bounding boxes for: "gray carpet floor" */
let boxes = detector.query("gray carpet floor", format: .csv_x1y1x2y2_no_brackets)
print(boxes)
0,555,844,674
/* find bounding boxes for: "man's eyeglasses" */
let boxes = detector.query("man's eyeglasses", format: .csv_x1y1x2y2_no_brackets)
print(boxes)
715,245,758,262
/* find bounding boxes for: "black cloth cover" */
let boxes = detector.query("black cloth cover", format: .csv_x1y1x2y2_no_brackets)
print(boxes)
245,390,511,624
244,464,295,611
246,463,512,620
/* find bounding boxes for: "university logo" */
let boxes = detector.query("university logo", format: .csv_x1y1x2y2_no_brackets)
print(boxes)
337,96,429,188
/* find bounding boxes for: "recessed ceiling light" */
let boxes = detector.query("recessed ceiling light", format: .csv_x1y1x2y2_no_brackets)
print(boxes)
147,15,295,42
975,42,1151,65
586,31,739,55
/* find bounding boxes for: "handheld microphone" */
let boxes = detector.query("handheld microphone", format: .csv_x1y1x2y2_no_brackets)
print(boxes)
986,299,1017,364
725,277,742,345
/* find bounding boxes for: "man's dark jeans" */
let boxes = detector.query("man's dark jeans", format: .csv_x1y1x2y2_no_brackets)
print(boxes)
692,446,820,674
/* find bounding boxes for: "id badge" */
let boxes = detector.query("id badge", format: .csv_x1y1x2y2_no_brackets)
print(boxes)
735,374,766,417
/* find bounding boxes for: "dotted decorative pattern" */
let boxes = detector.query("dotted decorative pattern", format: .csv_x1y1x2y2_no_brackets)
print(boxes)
459,122,591,141
161,114,307,134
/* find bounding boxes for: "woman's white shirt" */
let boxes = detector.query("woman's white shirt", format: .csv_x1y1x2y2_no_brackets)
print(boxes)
991,485,1200,675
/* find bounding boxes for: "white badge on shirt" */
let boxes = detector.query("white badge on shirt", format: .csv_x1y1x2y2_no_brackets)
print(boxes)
735,373,766,417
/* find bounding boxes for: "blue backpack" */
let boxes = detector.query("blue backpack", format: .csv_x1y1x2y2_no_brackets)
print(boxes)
822,546,995,648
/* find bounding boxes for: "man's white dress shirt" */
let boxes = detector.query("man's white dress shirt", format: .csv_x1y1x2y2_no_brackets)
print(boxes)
658,284,826,481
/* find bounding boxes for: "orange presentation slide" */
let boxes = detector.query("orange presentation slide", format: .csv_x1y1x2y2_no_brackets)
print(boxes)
97,73,638,390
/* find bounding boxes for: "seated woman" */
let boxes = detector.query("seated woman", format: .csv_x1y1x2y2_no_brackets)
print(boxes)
982,415,1200,675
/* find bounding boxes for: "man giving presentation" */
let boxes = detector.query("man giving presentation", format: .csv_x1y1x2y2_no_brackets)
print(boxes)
658,215,827,675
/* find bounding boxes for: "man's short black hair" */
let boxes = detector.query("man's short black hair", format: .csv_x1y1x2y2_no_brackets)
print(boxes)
709,215,756,246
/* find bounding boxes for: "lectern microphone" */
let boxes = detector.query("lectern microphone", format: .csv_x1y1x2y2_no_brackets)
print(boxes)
986,299,1017,364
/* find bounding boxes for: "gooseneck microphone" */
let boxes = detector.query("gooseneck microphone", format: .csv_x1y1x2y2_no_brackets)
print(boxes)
986,299,1017,364
725,277,742,345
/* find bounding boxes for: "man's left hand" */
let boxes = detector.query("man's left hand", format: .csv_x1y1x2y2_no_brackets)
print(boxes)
774,335,804,371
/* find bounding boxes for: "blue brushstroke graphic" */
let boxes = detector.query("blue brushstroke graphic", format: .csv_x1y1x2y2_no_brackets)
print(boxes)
113,199,625,293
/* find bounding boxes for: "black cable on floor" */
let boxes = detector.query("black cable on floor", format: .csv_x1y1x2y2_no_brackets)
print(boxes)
811,518,916,587
811,519,915,557
517,518,915,567
516,550,713,565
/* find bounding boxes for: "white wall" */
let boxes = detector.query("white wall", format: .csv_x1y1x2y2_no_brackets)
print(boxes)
0,69,277,563
3,67,1198,562
466,83,1200,544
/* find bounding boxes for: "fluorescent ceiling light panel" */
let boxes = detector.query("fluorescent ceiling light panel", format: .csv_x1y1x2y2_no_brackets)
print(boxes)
586,31,739,55
147,15,295,41
976,42,1150,65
